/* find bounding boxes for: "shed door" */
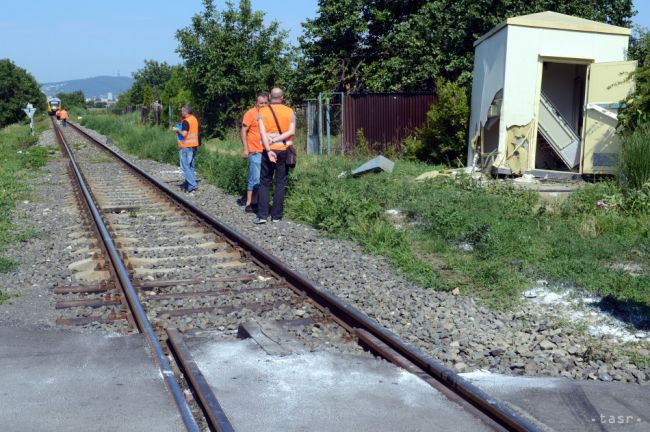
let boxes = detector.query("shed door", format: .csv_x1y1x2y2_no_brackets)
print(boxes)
582,61,636,174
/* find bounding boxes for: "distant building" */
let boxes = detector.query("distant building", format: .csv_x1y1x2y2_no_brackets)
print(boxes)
107,92,113,101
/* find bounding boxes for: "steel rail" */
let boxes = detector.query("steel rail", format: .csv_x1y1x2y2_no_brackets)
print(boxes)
167,329,236,432
69,121,541,432
52,119,200,432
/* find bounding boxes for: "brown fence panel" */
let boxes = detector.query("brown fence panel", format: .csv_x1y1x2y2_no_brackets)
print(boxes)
342,93,436,153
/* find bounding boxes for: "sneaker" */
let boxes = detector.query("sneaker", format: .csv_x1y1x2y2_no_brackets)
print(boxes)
245,205,254,213
236,196,246,206
271,218,282,223
186,187,198,194
253,217,267,224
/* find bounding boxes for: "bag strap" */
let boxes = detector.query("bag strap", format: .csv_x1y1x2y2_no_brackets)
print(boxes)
267,105,286,145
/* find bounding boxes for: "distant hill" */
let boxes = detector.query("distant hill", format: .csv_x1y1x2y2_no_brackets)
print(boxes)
40,76,134,99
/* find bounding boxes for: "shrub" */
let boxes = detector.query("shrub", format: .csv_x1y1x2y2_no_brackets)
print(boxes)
404,78,469,166
200,149,248,195
619,28,650,132
619,125,650,191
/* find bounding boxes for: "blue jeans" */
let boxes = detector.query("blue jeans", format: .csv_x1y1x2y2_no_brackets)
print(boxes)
247,152,262,191
61,119,67,127
179,147,198,190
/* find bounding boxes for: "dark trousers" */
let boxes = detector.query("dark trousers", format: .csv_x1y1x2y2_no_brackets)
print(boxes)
257,150,288,220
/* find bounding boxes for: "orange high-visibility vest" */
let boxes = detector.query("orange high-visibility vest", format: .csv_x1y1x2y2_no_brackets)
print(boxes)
59,110,68,120
178,114,199,148
259,104,294,151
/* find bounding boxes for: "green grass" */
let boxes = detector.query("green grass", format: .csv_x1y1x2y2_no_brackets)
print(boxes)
80,112,650,308
619,125,650,192
0,115,50,303
81,113,249,195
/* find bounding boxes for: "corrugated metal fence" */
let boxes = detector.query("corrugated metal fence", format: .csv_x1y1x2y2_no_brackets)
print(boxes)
342,93,436,153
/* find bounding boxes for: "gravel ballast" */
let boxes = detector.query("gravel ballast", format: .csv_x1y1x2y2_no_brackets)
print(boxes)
0,128,95,329
3,122,648,385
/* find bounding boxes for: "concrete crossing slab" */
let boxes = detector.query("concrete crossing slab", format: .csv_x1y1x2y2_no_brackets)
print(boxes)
0,327,183,432
462,371,650,431
185,334,493,432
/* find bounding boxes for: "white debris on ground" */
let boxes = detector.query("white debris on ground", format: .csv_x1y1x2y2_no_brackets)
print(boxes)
523,283,649,343
512,173,539,184
385,209,408,229
460,369,561,391
456,242,474,252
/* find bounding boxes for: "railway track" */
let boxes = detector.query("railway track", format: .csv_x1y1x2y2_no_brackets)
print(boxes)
49,117,540,432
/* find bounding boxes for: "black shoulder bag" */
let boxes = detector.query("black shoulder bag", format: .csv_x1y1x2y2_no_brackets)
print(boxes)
268,105,296,167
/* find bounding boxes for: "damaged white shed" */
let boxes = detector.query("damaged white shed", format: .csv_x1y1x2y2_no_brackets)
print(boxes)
467,11,636,176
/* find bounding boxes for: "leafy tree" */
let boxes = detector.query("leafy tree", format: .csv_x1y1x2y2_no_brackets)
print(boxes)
55,90,86,110
131,60,174,105
628,26,650,68
160,65,193,125
142,86,154,106
114,87,133,109
299,0,636,94
618,27,650,132
404,78,468,165
0,59,45,127
176,0,293,136
296,0,367,95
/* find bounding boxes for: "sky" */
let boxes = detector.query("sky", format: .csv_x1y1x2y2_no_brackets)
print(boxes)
1,0,649,84
1,0,317,83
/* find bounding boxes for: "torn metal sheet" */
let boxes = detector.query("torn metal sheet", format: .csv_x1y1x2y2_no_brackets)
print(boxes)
351,155,395,176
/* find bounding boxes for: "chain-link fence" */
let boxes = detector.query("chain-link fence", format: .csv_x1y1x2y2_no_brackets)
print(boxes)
305,92,345,156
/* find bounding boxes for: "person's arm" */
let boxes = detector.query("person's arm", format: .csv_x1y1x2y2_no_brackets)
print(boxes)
172,120,189,136
240,124,249,158
268,113,296,143
258,118,277,163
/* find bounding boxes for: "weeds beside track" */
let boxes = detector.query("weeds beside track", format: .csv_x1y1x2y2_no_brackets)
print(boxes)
81,112,650,308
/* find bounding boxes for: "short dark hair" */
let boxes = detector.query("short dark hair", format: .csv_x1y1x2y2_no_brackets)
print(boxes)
182,104,193,114
257,93,269,100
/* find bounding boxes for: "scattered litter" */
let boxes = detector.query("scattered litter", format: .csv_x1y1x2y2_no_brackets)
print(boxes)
415,171,447,181
337,171,348,179
351,155,395,176
456,242,474,252
384,209,408,229
513,173,539,184
415,168,486,182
